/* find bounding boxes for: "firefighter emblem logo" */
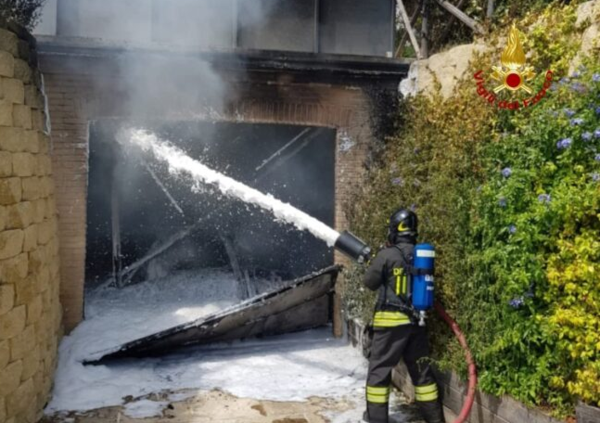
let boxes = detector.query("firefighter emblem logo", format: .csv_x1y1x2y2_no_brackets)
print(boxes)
473,24,553,110
491,25,536,94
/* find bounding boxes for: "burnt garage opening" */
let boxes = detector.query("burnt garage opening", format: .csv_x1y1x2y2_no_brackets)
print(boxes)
85,120,336,307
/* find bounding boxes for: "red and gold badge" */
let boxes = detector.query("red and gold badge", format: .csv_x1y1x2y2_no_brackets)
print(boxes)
491,25,536,94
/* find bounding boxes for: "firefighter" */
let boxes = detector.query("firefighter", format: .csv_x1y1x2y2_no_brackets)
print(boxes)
362,208,445,423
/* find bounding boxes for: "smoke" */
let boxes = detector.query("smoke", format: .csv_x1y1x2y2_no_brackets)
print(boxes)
47,0,279,120
50,1,340,284
115,54,227,120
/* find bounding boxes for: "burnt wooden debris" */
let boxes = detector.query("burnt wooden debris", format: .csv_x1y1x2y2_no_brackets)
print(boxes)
85,265,341,364
396,0,489,59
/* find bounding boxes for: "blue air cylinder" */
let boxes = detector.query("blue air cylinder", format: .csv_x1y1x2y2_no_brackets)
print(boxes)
412,244,435,311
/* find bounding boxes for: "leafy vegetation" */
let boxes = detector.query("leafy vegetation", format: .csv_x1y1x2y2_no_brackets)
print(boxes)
0,0,46,30
346,2,599,416
398,0,587,57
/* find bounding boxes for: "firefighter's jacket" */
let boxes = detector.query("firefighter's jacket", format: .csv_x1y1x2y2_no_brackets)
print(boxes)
363,241,415,328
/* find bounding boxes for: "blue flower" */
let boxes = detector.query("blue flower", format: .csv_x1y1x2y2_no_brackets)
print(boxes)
571,71,581,78
498,197,507,207
538,194,551,203
502,167,512,178
509,297,524,308
563,108,576,117
596,106,600,115
570,118,584,126
557,138,572,149
595,129,600,138
593,73,600,82
593,173,600,182
559,77,570,85
570,82,587,93
595,154,600,161
391,177,404,186
509,224,517,234
583,131,593,141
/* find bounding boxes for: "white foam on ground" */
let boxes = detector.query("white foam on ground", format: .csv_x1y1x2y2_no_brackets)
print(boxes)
122,399,168,418
117,128,341,247
45,269,369,415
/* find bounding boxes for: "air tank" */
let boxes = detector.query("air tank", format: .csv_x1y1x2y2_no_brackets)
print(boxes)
412,243,435,311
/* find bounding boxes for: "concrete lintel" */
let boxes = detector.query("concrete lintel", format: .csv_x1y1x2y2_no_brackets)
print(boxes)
36,36,411,86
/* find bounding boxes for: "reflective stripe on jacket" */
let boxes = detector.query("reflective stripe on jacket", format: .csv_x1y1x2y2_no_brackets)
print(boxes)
363,242,415,328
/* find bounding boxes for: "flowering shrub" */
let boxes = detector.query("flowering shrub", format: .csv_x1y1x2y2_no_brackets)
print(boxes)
464,61,600,412
343,2,599,417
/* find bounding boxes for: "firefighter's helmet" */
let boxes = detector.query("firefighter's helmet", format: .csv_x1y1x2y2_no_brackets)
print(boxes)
388,208,418,243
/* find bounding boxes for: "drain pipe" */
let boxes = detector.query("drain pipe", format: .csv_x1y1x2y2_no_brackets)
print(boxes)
334,231,477,423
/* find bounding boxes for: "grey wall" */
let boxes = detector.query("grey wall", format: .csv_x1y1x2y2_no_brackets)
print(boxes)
320,0,395,56
153,0,236,48
35,0,395,57
238,0,316,52
56,0,153,42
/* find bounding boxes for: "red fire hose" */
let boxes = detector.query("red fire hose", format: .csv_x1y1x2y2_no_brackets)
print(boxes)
434,301,477,423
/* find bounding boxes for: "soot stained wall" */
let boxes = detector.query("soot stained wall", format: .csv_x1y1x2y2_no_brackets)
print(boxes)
38,45,396,332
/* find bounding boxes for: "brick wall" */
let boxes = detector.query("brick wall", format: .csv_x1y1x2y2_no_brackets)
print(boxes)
38,49,382,333
0,22,62,423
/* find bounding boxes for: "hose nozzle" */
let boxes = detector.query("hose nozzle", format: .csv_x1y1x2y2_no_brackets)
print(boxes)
334,231,372,263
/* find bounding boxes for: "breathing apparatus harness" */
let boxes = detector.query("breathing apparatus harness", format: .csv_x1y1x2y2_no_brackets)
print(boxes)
383,209,436,326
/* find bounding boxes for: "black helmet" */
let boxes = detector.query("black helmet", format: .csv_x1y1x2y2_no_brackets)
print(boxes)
388,208,418,243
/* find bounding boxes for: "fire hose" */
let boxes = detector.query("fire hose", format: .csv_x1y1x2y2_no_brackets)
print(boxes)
334,231,477,423
434,301,477,423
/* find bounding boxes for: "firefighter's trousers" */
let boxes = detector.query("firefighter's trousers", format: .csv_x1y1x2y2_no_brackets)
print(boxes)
365,323,445,423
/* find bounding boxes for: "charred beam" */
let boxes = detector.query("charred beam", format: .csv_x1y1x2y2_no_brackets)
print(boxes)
120,211,218,284
255,128,311,172
397,0,421,59
220,235,247,299
437,0,468,44
254,129,323,184
143,163,185,217
111,161,123,288
395,1,421,58
434,0,484,34
421,0,430,59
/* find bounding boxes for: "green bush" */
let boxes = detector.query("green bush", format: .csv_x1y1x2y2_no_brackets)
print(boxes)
0,0,46,30
344,2,599,416
464,61,600,413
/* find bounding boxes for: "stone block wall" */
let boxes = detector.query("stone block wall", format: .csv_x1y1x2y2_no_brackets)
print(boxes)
0,21,62,423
